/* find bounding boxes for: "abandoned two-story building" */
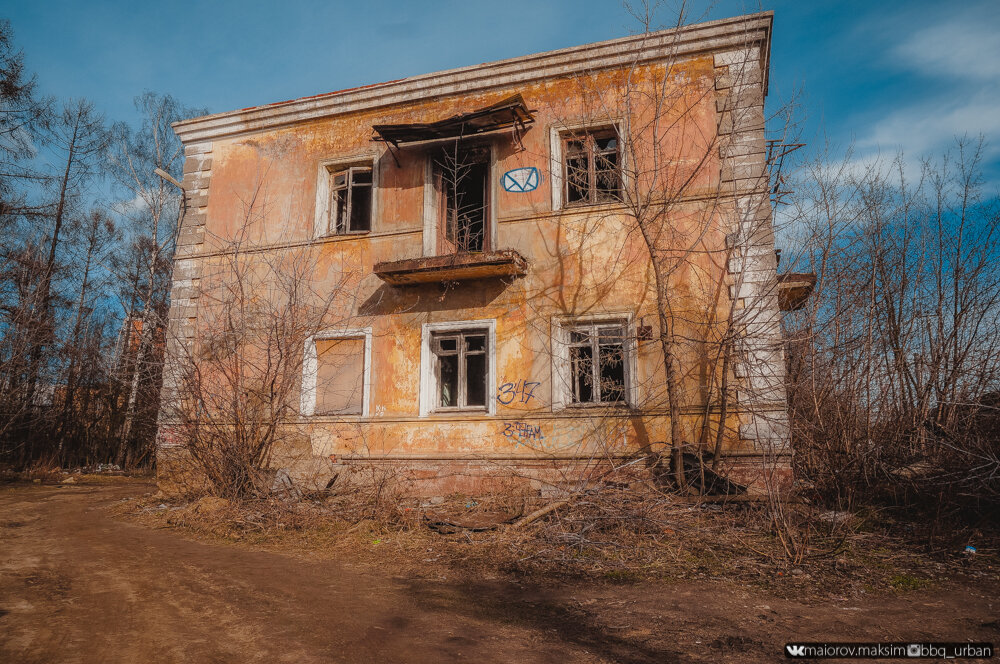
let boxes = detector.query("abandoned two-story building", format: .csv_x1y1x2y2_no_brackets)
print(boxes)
157,12,797,495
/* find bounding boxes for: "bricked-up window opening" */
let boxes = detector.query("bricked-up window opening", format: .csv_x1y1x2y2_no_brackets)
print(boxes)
329,166,372,234
563,129,621,206
568,323,627,404
314,337,365,414
432,331,488,410
435,145,489,253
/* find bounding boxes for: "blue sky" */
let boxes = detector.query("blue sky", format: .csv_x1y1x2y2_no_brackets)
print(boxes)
6,0,999,182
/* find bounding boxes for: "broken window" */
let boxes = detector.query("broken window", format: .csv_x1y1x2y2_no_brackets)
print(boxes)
432,330,488,411
314,337,366,414
567,322,628,405
328,166,372,234
563,129,622,206
435,144,490,253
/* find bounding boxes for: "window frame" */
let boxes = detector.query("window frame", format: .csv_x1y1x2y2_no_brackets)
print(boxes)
313,155,378,239
562,128,622,207
328,165,373,235
565,321,629,406
420,319,497,417
550,314,636,411
430,330,489,412
300,327,373,417
549,120,627,212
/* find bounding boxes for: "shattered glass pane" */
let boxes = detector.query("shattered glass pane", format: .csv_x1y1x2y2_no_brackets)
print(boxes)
598,339,625,402
566,153,589,204
571,345,594,403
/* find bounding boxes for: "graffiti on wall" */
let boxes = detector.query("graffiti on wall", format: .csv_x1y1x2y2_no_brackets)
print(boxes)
501,167,539,193
501,420,545,441
497,379,541,405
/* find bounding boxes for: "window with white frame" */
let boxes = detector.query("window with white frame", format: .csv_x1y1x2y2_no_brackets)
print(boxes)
552,318,633,408
420,320,496,416
568,322,627,404
301,329,371,417
431,330,488,410
328,165,372,234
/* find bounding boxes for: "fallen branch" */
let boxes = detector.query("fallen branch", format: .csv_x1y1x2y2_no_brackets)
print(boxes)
510,498,571,530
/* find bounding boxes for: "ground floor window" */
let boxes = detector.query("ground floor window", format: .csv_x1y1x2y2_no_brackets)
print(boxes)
301,328,371,417
567,322,627,404
551,317,632,409
420,320,496,417
432,330,488,411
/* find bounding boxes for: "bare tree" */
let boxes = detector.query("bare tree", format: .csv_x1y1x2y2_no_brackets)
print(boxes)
783,137,1000,515
162,166,364,499
107,92,205,466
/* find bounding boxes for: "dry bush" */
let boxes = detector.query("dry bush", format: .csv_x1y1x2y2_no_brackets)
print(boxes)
783,140,1000,529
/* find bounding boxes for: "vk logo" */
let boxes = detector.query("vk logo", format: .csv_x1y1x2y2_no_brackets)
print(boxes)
501,167,539,193
785,645,806,657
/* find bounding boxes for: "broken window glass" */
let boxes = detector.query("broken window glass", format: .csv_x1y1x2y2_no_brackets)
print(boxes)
329,166,373,234
567,322,628,404
562,129,622,206
432,330,489,410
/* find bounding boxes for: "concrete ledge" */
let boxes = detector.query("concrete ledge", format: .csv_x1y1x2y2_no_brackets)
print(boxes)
374,249,528,285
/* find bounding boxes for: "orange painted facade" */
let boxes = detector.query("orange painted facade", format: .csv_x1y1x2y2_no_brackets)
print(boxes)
160,13,790,494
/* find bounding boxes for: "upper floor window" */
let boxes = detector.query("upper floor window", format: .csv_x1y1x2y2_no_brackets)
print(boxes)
328,165,372,234
435,144,490,253
563,129,622,206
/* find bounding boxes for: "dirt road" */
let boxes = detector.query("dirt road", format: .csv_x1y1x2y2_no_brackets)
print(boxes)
1,481,997,663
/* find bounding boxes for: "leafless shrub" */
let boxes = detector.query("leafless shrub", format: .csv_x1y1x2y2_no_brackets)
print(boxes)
783,138,1000,521
163,176,354,500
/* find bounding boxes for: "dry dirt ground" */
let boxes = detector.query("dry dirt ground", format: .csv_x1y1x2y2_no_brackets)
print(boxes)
1,480,997,663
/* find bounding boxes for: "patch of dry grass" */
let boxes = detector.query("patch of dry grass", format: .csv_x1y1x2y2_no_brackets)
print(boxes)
116,482,1000,598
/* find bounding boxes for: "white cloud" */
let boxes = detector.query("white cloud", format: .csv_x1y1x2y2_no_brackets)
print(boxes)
892,7,1000,81
859,90,1000,158
855,5,1000,165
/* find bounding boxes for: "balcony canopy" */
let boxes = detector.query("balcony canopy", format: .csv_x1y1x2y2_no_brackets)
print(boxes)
372,94,534,147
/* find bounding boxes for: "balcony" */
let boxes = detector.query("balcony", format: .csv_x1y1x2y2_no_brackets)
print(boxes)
777,272,817,311
373,249,528,286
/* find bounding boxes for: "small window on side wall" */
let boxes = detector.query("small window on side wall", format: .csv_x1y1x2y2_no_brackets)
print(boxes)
328,166,372,234
563,128,622,206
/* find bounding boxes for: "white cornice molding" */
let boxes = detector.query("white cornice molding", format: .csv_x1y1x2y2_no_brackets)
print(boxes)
173,12,772,144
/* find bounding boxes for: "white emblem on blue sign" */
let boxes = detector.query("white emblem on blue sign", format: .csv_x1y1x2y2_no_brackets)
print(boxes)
501,167,539,193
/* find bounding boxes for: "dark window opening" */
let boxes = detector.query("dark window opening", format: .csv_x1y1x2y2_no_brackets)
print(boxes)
563,129,621,206
568,322,628,404
436,145,490,253
432,330,489,410
329,166,372,234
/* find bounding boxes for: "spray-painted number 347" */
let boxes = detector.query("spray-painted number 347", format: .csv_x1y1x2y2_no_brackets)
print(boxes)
496,379,540,405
